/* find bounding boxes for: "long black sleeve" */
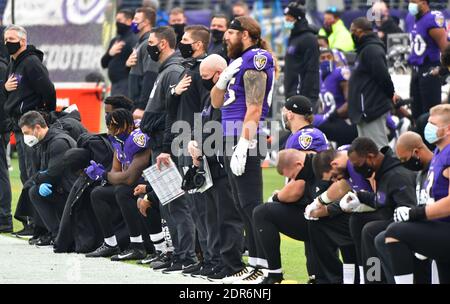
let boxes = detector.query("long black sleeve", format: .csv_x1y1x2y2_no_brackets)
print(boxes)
101,39,115,69
364,46,395,99
26,61,56,112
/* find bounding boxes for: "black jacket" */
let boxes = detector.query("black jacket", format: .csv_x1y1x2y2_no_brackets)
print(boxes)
357,147,417,212
209,41,229,62
48,110,88,141
34,128,78,194
0,57,10,133
378,17,403,48
284,19,320,102
101,29,138,84
348,33,395,124
3,46,56,124
141,53,184,151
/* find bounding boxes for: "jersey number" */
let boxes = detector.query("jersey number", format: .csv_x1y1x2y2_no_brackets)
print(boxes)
411,34,427,57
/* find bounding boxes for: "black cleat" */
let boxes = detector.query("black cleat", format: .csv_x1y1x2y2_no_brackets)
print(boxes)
163,260,197,274
13,225,34,238
181,262,203,276
260,273,284,284
111,244,147,262
307,275,317,284
137,252,160,265
86,243,120,258
151,252,173,271
35,234,54,247
192,264,215,279
0,224,13,233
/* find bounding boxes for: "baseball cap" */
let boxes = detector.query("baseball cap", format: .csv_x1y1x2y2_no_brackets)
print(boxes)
284,95,313,115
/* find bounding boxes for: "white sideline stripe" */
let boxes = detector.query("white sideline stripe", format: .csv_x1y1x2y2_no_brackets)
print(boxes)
0,235,208,284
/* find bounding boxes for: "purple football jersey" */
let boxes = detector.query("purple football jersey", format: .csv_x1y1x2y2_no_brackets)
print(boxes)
408,11,446,66
346,160,373,192
425,144,450,221
285,126,329,152
319,67,350,116
109,128,150,170
222,47,275,136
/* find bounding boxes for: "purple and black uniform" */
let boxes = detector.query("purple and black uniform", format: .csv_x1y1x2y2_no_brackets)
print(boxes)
406,11,446,66
109,128,151,171
314,66,350,127
222,47,275,137
338,146,373,192
285,126,329,152
425,145,450,222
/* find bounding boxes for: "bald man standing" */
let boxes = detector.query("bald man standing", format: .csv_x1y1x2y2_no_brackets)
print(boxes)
185,54,245,280
374,131,434,284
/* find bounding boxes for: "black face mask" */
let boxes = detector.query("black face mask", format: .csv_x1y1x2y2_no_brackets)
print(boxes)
171,24,185,41
147,44,161,62
351,34,360,46
403,154,423,172
116,22,131,36
202,76,216,91
354,162,374,179
178,42,194,59
211,29,225,42
6,41,21,55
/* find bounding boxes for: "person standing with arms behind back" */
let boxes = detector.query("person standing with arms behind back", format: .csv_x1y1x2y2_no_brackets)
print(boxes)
283,1,320,105
101,9,138,97
348,17,399,149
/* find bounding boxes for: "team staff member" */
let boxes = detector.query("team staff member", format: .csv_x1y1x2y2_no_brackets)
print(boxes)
386,104,450,284
348,17,398,149
101,9,138,97
318,7,354,52
283,1,320,103
210,16,275,283
406,0,448,120
208,14,229,61
19,111,77,246
126,7,158,117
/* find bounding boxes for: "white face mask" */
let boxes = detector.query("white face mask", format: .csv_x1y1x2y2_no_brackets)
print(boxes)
24,131,39,147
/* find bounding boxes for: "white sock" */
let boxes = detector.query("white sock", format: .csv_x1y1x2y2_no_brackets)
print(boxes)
257,258,268,269
248,257,258,267
343,264,355,284
268,268,283,274
130,235,143,243
359,266,365,284
432,260,440,284
150,232,165,243
104,236,117,247
394,274,414,284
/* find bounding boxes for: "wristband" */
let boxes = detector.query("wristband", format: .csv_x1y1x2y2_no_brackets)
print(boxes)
409,205,427,221
272,193,280,202
319,192,332,205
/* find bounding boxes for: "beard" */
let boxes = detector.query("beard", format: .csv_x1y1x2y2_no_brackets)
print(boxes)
227,39,244,59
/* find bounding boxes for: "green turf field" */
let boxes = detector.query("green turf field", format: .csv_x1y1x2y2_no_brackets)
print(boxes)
7,157,309,283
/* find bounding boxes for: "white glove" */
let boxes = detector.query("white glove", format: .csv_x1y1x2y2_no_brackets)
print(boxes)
230,137,256,176
304,199,320,221
339,192,361,213
216,57,243,90
394,206,411,222
414,253,428,261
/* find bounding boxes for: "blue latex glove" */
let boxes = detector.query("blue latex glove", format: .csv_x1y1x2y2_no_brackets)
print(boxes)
39,183,53,197
84,161,106,181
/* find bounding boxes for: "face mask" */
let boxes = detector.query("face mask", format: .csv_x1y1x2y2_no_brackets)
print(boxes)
171,24,185,41
284,20,295,31
24,130,39,148
211,29,225,42
178,42,194,59
351,34,360,46
408,3,419,16
116,22,131,35
131,22,141,34
354,162,374,178
402,153,423,171
6,41,21,55
320,60,334,79
424,122,443,144
202,75,216,91
147,44,161,62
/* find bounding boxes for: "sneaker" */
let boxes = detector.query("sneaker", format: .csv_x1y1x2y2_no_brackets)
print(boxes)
192,264,215,278
151,251,173,270
181,262,203,276
137,252,160,265
13,225,34,238
222,267,253,284
307,275,317,284
35,234,54,247
0,224,13,233
260,273,284,284
207,268,232,282
162,260,196,274
233,268,265,284
86,243,120,258
28,235,40,245
111,245,147,262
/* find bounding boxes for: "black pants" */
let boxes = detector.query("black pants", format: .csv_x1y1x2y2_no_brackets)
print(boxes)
253,202,316,275
90,184,143,240
308,213,357,284
410,63,442,120
318,118,358,148
204,175,244,273
385,221,450,283
224,153,264,262
29,185,67,238
0,134,12,227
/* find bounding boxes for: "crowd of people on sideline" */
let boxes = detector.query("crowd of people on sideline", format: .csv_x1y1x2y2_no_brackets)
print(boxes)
0,0,450,284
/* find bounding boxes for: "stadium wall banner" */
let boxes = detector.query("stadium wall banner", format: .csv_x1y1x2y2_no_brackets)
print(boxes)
3,0,110,82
